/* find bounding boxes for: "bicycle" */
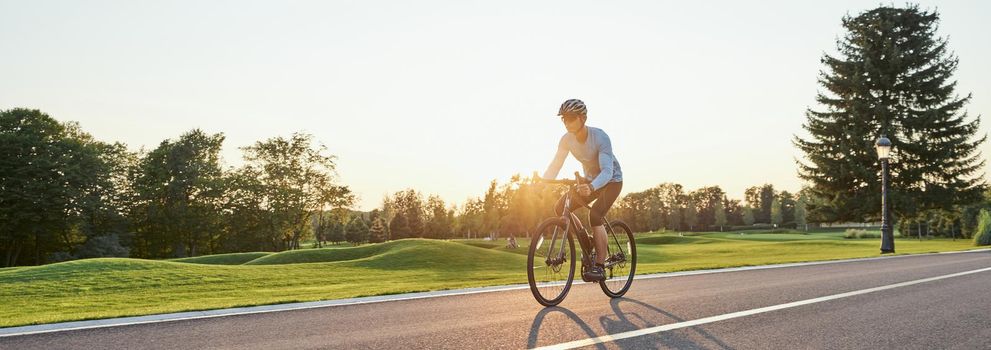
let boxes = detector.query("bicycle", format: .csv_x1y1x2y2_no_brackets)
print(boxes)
527,172,637,306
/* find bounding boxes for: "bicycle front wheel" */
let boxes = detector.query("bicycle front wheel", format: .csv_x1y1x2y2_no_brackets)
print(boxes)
600,220,637,298
527,217,576,307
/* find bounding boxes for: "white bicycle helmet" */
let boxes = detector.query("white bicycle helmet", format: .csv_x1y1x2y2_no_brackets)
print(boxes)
558,99,587,116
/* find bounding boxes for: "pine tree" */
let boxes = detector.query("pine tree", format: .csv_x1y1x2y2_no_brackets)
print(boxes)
795,5,986,223
368,217,388,243
743,207,755,226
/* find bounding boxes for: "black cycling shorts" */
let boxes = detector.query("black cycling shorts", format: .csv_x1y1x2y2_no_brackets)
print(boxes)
554,181,623,227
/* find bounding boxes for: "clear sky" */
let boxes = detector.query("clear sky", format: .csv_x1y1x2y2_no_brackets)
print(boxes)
1,1,988,211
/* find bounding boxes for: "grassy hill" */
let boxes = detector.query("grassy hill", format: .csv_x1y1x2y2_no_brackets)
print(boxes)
0,234,980,328
0,239,527,327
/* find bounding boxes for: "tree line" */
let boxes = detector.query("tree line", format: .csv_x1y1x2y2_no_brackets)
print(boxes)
1,108,354,266
367,178,810,241
612,183,809,233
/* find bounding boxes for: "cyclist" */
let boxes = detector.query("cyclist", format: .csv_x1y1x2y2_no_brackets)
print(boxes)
540,98,623,282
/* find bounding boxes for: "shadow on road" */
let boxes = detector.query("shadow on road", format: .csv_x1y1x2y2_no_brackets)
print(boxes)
526,297,734,349
603,297,735,349
527,306,607,350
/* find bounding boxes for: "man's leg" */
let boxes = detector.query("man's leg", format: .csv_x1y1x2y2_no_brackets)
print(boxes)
588,182,623,266
592,225,608,265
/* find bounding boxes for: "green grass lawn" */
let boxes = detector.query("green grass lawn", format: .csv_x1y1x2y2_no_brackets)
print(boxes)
0,232,983,328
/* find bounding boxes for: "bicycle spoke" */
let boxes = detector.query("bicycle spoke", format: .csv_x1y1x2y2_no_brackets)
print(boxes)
599,221,637,298
527,219,575,306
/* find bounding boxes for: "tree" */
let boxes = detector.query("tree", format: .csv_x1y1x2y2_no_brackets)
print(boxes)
424,195,452,239
368,217,388,243
482,180,502,237
725,199,744,226
379,196,394,239
667,206,682,231
241,133,353,251
456,198,484,238
613,183,687,233
744,184,776,223
714,199,727,231
795,194,809,231
389,212,411,240
73,234,130,259
684,201,698,231
345,216,369,245
616,191,654,233
688,186,726,230
64,130,137,261
446,208,457,237
131,129,226,258
770,198,783,227
795,5,986,224
973,209,991,246
220,166,270,252
327,219,346,245
313,211,330,248
778,191,797,224
743,207,755,226
391,189,424,238
503,175,539,238
645,190,664,232
1,109,134,266
960,189,991,238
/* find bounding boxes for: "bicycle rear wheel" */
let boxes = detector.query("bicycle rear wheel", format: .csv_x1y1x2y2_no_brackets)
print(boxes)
599,220,636,298
527,217,576,306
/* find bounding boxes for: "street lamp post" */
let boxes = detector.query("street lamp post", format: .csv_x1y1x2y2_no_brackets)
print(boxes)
876,136,894,254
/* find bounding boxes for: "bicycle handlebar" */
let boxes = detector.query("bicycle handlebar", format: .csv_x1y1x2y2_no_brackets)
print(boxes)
532,171,587,185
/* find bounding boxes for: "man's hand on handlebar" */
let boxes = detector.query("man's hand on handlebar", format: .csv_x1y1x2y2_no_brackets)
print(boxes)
531,171,592,196
576,184,592,197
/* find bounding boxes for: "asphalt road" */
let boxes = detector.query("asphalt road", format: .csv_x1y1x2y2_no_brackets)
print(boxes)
2,250,990,349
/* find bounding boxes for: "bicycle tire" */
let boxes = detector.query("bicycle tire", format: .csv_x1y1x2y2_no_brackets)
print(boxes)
599,220,637,298
527,217,576,306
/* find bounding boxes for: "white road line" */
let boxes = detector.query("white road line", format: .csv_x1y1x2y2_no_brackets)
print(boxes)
1,248,987,337
532,266,991,350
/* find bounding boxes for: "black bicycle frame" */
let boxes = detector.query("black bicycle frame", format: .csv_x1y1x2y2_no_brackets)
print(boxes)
545,188,619,266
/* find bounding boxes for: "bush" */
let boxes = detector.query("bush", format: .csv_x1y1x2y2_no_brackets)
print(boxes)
47,251,74,263
843,229,881,239
973,209,991,246
45,234,130,263
75,234,130,259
